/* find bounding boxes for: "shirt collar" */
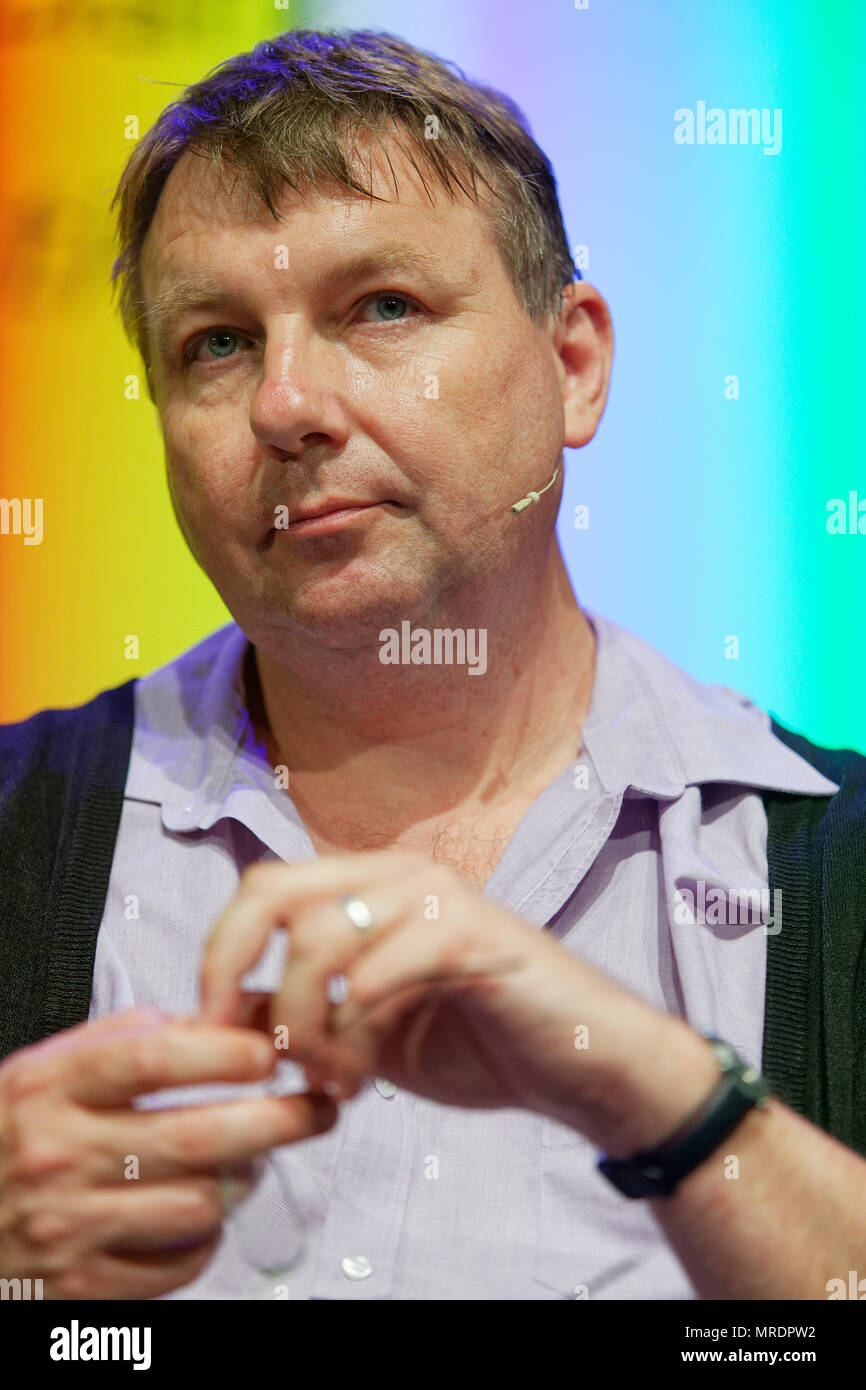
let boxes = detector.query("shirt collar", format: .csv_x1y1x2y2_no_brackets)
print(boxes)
126,622,266,832
125,608,839,833
579,607,839,798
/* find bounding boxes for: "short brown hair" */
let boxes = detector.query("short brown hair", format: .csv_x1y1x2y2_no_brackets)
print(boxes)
110,28,579,367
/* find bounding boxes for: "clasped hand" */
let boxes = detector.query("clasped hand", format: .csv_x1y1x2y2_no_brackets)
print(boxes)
199,849,678,1143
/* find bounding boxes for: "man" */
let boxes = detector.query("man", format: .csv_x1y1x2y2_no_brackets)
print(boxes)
1,28,865,1302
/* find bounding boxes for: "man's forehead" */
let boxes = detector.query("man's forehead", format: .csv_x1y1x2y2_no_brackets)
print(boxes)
141,137,491,282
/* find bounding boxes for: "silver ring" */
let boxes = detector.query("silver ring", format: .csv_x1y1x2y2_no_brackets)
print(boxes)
340,895,374,932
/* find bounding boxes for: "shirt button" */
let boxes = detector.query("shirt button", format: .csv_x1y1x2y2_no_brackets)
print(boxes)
374,1077,397,1098
342,1255,373,1280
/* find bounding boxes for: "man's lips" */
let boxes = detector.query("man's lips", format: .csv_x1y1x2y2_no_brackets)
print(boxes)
279,500,398,538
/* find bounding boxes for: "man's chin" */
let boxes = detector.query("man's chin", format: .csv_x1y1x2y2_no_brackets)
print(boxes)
254,587,433,651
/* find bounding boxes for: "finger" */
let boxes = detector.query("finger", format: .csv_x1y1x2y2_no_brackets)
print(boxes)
47,1006,173,1043
313,922,524,1087
84,1089,338,1182
308,982,436,1096
46,1232,224,1301
1,1007,176,1087
334,924,525,1033
269,880,422,1063
61,1021,276,1107
201,851,424,1025
25,1175,246,1263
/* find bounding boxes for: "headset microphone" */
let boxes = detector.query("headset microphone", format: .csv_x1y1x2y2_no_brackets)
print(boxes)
509,464,560,514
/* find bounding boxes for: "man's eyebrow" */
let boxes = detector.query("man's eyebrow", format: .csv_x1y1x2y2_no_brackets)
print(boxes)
143,276,231,356
313,245,446,290
143,246,453,358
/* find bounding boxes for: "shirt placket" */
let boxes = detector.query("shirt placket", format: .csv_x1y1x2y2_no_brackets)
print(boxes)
307,1078,416,1299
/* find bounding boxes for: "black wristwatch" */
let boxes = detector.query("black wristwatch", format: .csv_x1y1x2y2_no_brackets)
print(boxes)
597,1035,771,1198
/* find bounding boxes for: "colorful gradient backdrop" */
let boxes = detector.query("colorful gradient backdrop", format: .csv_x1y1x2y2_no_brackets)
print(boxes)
1,0,863,752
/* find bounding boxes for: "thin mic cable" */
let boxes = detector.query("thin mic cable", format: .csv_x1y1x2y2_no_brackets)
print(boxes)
510,275,576,514
510,464,560,514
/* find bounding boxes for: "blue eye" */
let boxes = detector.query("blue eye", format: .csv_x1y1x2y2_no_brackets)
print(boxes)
182,328,253,368
376,295,407,320
204,330,239,358
364,294,412,323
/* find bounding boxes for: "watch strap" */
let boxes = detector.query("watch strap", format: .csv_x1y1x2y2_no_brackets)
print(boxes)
597,1036,771,1198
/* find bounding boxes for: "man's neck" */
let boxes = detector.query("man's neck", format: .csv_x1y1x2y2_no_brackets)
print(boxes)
243,543,596,839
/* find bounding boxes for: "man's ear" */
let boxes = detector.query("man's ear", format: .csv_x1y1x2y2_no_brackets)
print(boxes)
555,281,614,450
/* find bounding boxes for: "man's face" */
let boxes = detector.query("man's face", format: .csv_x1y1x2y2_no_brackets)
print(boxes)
140,137,574,652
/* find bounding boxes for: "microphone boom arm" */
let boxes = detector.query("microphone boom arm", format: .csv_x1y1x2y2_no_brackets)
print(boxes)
510,464,560,514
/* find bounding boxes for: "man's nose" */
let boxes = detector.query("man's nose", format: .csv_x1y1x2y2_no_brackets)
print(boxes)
249,323,350,459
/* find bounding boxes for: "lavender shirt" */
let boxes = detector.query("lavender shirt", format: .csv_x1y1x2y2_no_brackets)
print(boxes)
88,609,838,1300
